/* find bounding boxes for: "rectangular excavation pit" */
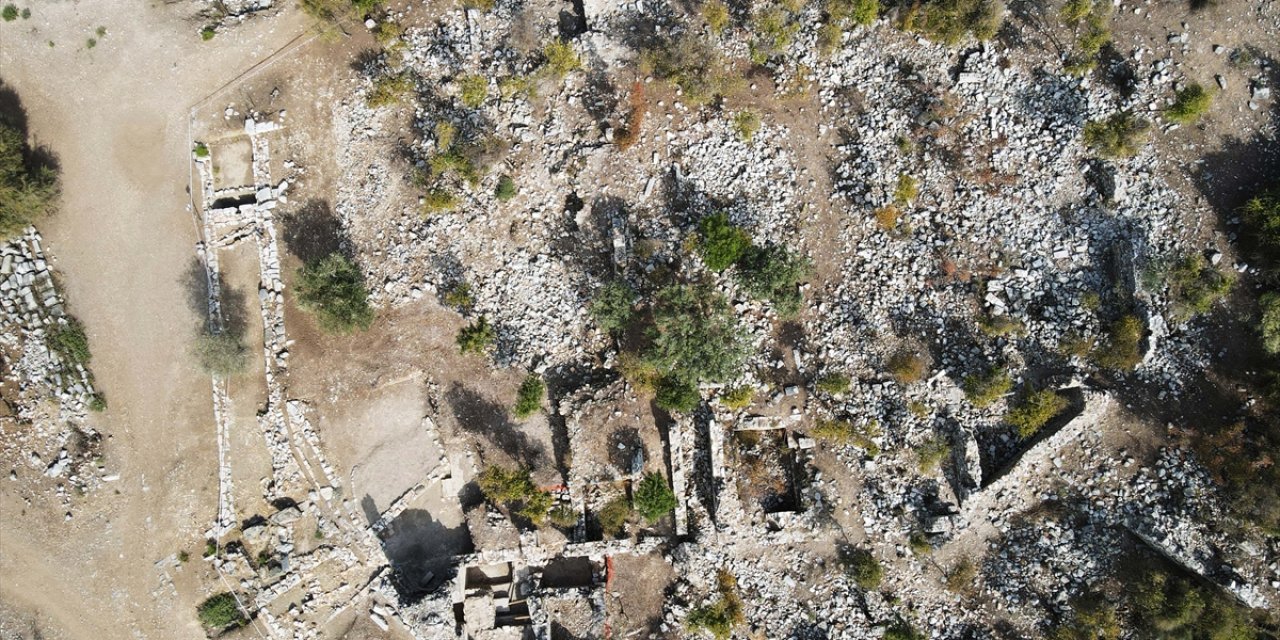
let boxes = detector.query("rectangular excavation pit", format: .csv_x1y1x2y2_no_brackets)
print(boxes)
731,428,799,515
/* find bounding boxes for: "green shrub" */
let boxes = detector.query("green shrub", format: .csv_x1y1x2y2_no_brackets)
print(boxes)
719,385,754,409
749,6,799,63
645,283,747,386
633,472,677,522
812,419,881,456
1261,293,1280,355
296,253,373,333
702,0,730,33
1164,254,1233,321
916,437,951,473
46,317,91,365
597,497,632,536
1093,314,1144,371
0,120,59,239
827,0,880,26
1005,388,1068,438
373,20,403,46
732,110,760,142
494,174,517,201
477,465,536,503
734,244,811,317
193,142,210,158
517,488,554,524
697,212,751,271
193,330,248,376
513,374,545,419
1,5,16,21
457,316,496,355
422,187,458,214
815,371,851,394
903,0,1004,44
887,350,927,383
197,592,246,630
88,393,107,412
893,173,919,204
201,26,216,40
1164,84,1212,124
1049,590,1120,640
843,547,883,589
542,38,581,79
963,367,1012,407
442,282,474,312
458,74,488,108
589,280,635,334
1082,111,1149,158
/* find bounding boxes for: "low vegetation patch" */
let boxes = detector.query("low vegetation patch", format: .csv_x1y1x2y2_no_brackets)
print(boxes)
457,74,488,108
812,419,881,456
295,253,373,333
1261,293,1280,355
1093,314,1144,371
641,32,741,106
542,38,581,79
815,371,851,395
0,118,59,238
902,0,1004,45
46,317,91,365
1161,254,1234,321
887,349,927,383
1082,111,1149,158
494,175,517,201
842,547,883,589
597,497,631,536
916,436,951,473
893,173,919,204
732,110,760,142
963,367,1012,407
685,571,744,640
719,385,754,410
366,72,415,108
194,329,248,376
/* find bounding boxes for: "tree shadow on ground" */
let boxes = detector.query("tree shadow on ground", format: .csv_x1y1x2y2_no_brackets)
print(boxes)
0,78,59,176
180,257,251,338
279,199,348,264
444,382,547,468
381,508,472,600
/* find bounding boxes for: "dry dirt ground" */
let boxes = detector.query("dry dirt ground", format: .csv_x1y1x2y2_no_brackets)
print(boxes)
0,3,320,638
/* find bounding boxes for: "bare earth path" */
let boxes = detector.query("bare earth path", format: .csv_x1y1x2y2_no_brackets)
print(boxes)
0,4,311,638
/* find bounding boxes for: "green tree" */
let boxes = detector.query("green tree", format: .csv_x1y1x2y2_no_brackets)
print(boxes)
633,472,677,522
645,284,747,390
1164,84,1212,124
842,547,883,589
734,244,811,316
295,253,373,333
477,465,536,503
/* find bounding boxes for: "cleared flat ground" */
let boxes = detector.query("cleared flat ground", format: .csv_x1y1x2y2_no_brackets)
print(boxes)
0,4,312,638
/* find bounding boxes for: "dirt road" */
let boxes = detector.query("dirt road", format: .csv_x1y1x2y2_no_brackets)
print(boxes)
0,4,313,638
